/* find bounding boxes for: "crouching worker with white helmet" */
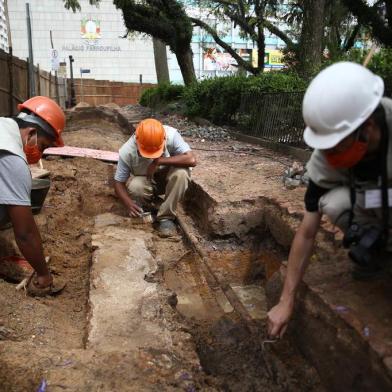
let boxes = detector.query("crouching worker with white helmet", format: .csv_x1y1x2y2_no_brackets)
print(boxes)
0,96,65,295
268,62,392,339
114,119,197,237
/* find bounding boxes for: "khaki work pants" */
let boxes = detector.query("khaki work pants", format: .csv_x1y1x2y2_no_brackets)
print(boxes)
126,167,191,221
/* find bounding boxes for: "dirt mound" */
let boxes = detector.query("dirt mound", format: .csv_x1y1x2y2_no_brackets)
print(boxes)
65,105,132,135
70,102,91,110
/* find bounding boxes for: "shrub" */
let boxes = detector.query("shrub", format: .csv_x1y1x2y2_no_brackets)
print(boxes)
140,83,185,107
183,72,307,124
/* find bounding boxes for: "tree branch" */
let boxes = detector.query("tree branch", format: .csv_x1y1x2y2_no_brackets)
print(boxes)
342,0,392,45
263,19,298,52
223,10,257,40
190,17,257,74
343,23,361,51
208,0,257,40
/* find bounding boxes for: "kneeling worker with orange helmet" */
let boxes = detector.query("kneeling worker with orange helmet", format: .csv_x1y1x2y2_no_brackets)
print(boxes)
114,118,197,237
268,62,392,339
0,96,65,294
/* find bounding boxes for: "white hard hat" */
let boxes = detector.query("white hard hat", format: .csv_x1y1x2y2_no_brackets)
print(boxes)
303,62,384,150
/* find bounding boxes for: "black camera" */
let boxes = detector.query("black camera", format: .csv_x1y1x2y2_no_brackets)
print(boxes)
343,224,384,267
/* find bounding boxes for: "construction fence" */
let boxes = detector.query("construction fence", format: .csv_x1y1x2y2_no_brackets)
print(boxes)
73,78,155,107
0,49,155,116
0,49,67,117
235,90,306,148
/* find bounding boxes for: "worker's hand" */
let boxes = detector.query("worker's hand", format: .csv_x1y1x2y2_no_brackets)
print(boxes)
35,272,53,289
146,159,160,180
267,297,294,339
127,200,143,217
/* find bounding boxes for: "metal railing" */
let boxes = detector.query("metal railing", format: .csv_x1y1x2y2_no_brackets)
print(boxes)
235,90,306,148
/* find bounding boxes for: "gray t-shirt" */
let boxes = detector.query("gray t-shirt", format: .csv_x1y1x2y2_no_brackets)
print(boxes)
0,150,31,224
114,129,191,182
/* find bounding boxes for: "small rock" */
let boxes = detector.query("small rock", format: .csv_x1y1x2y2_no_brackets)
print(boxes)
167,291,178,307
0,326,14,340
144,265,162,283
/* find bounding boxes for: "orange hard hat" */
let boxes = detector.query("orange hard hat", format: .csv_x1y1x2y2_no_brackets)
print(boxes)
18,96,66,147
135,119,166,158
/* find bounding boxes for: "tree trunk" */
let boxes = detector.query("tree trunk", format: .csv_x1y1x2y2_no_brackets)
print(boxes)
176,48,196,86
255,2,266,73
256,28,266,73
298,0,326,78
153,38,170,84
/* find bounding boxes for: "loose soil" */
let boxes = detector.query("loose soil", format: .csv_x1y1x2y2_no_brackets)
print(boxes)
0,156,119,348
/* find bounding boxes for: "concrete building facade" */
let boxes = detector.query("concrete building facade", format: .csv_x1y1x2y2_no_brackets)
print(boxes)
8,1,286,84
8,0,157,83
0,0,9,52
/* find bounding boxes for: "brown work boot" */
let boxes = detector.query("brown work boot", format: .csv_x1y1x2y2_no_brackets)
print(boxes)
157,219,177,238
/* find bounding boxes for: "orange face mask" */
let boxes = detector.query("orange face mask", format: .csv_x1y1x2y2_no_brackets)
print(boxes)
325,139,368,168
23,133,42,164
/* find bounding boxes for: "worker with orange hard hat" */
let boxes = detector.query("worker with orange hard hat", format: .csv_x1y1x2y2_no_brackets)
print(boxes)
0,96,65,294
114,118,197,237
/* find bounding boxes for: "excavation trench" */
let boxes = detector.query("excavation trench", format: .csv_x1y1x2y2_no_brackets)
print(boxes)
0,150,323,391
2,109,388,390
2,107,391,390
170,206,323,391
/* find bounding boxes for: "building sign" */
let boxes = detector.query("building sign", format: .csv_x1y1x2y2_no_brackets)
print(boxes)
268,50,284,67
58,62,67,78
61,16,121,52
62,44,121,52
251,49,284,69
203,48,252,71
81,17,101,40
203,48,236,71
50,48,60,71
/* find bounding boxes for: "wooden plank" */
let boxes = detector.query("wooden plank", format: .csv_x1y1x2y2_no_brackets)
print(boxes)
44,146,119,162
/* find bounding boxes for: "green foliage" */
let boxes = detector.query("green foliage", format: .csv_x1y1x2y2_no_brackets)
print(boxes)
139,51,392,126
63,0,99,12
140,83,185,107
365,50,392,91
183,75,246,123
183,72,307,124
320,48,392,92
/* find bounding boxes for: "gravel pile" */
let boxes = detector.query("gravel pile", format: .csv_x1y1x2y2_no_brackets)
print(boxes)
123,104,152,115
181,126,231,141
163,115,231,141
164,115,191,130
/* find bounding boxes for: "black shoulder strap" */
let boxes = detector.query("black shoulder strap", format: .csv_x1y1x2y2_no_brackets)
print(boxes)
349,169,355,226
348,105,389,242
379,106,389,242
